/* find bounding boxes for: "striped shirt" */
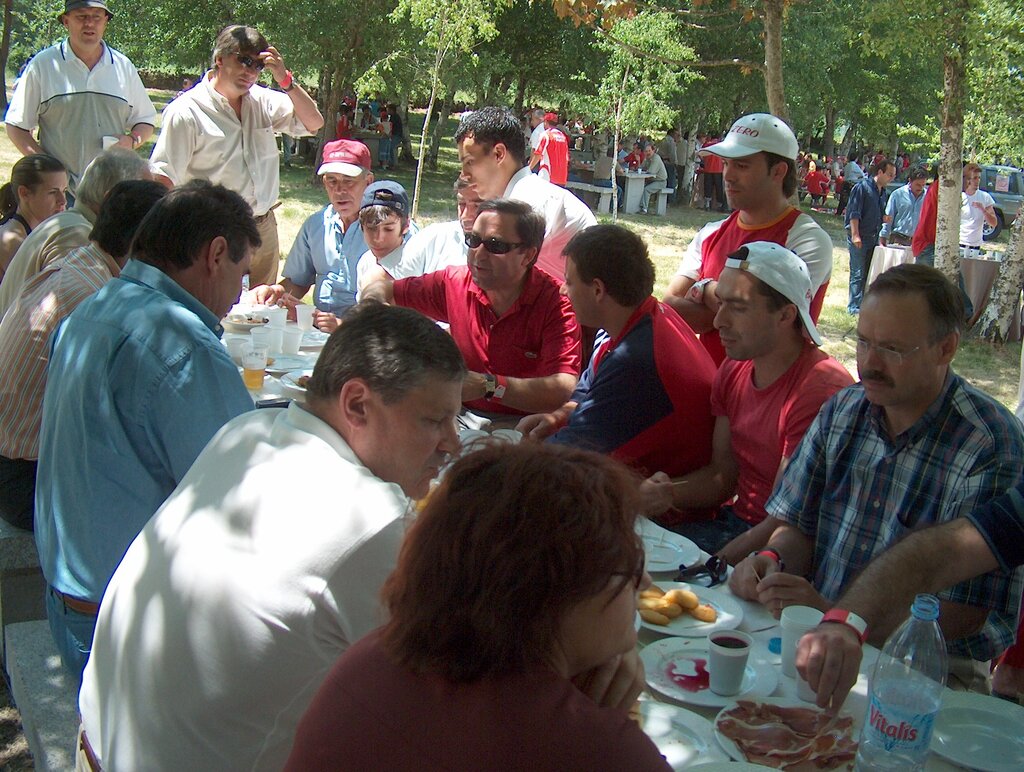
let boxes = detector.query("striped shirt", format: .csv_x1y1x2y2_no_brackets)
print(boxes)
767,373,1024,661
0,243,118,459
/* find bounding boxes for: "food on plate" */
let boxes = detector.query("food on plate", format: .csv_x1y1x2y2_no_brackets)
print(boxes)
637,584,718,626
296,374,311,389
226,312,269,326
716,700,857,770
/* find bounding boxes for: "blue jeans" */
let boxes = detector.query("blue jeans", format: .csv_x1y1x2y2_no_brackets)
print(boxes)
665,505,752,556
847,234,878,314
594,178,624,205
46,587,97,688
916,245,975,321
378,136,394,166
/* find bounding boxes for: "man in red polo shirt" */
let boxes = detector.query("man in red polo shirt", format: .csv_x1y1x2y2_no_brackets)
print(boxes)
362,198,581,417
664,113,833,365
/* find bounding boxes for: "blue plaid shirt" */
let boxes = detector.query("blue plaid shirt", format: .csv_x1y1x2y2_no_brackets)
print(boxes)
767,372,1024,661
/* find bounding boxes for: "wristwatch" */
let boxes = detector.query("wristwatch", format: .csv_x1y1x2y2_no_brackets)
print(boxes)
483,373,497,400
687,278,713,304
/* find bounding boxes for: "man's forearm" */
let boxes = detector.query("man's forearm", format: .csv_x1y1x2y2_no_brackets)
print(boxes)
833,518,998,641
5,125,42,156
288,84,325,134
765,523,815,576
669,463,737,509
493,372,577,414
130,123,155,145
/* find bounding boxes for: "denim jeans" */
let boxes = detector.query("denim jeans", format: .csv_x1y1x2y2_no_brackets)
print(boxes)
46,587,97,688
666,505,752,556
847,234,878,314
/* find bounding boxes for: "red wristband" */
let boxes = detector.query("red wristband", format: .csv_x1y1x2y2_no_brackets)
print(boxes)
756,548,784,572
821,609,869,644
279,70,294,90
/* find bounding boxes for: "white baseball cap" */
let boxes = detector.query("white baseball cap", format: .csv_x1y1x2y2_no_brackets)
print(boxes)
702,113,798,161
723,241,822,346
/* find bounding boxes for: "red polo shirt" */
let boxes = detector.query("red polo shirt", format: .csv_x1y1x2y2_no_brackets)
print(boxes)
394,266,582,415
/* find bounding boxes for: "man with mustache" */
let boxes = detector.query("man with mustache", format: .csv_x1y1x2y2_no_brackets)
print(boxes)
730,263,1024,691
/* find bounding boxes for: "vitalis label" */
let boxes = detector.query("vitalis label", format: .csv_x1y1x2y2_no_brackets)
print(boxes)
863,694,936,751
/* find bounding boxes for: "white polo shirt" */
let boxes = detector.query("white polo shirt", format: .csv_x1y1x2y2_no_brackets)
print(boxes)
150,72,312,216
5,40,156,188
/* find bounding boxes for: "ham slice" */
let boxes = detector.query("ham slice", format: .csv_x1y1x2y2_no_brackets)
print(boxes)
716,700,857,770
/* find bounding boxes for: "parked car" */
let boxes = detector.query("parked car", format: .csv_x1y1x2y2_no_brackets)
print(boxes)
885,164,1023,240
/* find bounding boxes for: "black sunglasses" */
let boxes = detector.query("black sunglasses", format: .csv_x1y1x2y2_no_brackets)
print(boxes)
236,54,266,72
464,232,524,255
675,555,728,587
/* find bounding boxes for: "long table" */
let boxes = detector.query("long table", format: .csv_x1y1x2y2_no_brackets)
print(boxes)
637,519,993,770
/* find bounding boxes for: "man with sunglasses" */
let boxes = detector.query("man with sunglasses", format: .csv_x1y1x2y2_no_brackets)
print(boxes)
150,24,324,287
5,1,156,192
363,199,581,419
730,263,1024,692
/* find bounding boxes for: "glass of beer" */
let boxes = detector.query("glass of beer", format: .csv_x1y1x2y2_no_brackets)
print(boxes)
241,344,269,390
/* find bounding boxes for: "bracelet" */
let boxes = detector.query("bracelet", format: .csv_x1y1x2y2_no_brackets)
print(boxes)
753,548,785,573
279,70,294,91
821,609,869,644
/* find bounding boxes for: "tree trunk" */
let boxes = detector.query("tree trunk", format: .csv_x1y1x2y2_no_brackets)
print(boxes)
514,75,527,117
0,0,12,112
975,213,1024,342
398,94,415,164
823,103,836,162
761,0,788,121
427,90,452,171
934,2,969,280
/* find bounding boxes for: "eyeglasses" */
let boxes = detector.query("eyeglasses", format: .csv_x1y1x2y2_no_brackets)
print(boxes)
465,233,524,255
235,54,266,72
855,337,921,366
675,555,728,587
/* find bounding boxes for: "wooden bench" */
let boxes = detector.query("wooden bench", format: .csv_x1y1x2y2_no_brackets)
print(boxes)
566,181,613,214
654,187,675,216
0,518,46,653
5,620,80,771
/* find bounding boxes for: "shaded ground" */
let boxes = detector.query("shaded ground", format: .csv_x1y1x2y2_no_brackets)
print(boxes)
0,673,32,771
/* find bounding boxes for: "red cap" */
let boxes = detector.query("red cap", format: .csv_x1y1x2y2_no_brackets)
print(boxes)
318,139,371,176
543,112,558,124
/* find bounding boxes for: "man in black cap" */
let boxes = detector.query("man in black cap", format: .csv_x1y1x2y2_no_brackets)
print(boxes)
4,1,156,191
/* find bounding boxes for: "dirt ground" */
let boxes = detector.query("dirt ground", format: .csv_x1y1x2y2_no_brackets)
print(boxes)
0,674,32,771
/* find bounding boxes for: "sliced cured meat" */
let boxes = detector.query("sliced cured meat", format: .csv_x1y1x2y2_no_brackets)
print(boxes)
716,700,857,770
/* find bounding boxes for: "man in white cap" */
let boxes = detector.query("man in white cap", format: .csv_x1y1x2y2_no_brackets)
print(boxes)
729,263,1024,691
641,242,852,560
260,139,413,331
664,113,832,365
4,0,156,191
150,24,324,287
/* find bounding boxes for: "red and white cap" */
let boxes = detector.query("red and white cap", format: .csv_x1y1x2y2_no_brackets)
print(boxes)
318,139,371,177
702,113,798,161
724,241,822,346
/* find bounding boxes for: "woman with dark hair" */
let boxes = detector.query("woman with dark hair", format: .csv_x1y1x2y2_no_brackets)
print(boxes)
0,154,67,279
286,443,671,771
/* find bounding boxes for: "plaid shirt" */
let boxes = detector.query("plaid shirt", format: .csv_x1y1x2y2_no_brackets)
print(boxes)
767,372,1024,661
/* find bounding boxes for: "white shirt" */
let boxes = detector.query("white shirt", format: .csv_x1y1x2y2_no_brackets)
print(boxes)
79,404,411,772
530,122,545,151
959,189,996,247
355,244,405,299
504,166,597,282
149,72,312,216
5,40,156,188
396,220,469,277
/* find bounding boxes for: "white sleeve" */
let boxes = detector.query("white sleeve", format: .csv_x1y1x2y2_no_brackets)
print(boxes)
4,63,40,130
259,87,314,137
786,214,835,290
125,64,157,126
675,220,722,280
148,104,196,183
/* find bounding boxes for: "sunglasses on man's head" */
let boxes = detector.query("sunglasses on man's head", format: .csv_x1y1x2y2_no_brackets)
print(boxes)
464,233,524,255
236,54,265,72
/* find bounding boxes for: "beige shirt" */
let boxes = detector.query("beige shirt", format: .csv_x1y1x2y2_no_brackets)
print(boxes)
0,205,95,320
150,72,311,216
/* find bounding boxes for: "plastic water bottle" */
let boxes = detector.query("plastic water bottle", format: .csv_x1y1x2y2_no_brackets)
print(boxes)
854,594,947,771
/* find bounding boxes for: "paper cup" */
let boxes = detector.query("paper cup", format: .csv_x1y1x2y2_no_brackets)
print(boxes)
281,327,303,355
295,304,314,332
708,630,752,696
780,606,824,678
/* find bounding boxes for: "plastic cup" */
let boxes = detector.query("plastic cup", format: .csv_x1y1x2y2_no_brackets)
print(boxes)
295,304,314,332
265,327,284,355
281,327,303,355
265,306,287,329
708,630,753,696
102,135,119,150
796,672,816,702
225,336,248,363
249,327,271,351
241,345,268,390
781,606,824,678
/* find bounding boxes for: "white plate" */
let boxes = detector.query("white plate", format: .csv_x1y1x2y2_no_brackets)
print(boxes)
301,329,331,349
714,697,856,769
638,522,700,573
641,638,777,708
222,316,268,334
639,583,743,637
281,369,314,392
689,764,773,771
931,691,1024,771
265,353,317,374
635,700,729,769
